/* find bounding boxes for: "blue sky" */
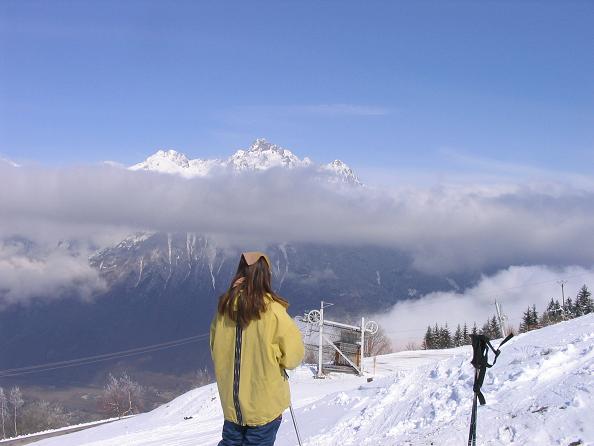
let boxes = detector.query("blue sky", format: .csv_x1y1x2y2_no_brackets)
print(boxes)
0,1,592,173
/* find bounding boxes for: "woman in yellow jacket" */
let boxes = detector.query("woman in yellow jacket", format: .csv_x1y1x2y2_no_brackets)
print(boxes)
210,251,305,446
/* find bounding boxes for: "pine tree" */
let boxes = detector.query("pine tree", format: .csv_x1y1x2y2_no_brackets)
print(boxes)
542,298,562,325
471,322,478,336
573,295,584,317
462,323,470,345
530,305,539,328
490,315,502,339
453,324,463,347
565,297,575,319
423,326,433,350
520,306,532,333
576,285,593,315
442,323,452,348
433,323,440,349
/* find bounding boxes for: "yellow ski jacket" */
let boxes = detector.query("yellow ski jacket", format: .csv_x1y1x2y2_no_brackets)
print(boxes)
210,293,305,426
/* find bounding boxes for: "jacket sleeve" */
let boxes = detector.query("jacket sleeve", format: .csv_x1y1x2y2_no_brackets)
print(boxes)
273,304,305,370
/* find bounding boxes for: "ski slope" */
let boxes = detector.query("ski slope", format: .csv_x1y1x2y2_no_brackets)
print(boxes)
30,314,594,446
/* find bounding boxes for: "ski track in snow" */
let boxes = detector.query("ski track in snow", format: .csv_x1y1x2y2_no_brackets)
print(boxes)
29,315,594,446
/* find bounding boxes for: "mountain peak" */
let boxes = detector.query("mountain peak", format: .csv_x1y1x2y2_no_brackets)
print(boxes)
129,149,194,176
324,159,362,185
228,139,309,171
153,149,190,167
128,139,361,185
248,138,276,152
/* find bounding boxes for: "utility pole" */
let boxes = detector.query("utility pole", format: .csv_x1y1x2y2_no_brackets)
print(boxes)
494,300,506,337
557,280,568,319
360,317,365,375
317,301,324,378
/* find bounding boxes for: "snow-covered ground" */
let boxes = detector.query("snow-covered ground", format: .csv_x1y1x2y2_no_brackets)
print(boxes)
30,314,593,446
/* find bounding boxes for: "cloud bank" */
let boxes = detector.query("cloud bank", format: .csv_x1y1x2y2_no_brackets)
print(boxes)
0,162,593,304
0,238,107,306
375,265,594,348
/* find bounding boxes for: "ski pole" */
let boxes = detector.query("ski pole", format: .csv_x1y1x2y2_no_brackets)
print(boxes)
283,370,303,446
289,403,303,446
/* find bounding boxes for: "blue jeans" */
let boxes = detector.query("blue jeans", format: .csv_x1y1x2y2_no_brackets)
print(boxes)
218,415,282,446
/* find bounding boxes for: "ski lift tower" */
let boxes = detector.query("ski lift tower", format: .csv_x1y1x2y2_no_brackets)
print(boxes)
305,301,378,378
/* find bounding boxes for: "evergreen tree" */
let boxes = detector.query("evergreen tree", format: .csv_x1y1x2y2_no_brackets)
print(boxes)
521,304,541,332
520,306,533,333
453,324,463,347
576,285,593,315
490,315,502,339
462,323,470,345
565,297,575,319
434,323,440,349
530,305,539,328
542,298,562,325
443,323,452,348
574,294,584,317
423,326,433,350
471,322,478,336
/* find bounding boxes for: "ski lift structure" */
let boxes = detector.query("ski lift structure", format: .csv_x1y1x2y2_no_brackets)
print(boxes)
302,301,379,378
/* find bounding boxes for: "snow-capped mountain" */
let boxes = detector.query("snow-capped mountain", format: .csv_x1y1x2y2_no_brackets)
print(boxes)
129,138,362,185
226,138,312,171
0,231,469,391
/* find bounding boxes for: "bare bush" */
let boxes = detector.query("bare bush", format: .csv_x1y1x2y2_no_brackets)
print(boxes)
8,387,23,436
364,326,393,356
192,368,214,388
20,401,71,434
405,341,419,351
303,345,318,364
100,372,144,418
0,387,7,439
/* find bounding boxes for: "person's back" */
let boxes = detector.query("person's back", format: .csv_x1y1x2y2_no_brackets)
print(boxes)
210,251,305,446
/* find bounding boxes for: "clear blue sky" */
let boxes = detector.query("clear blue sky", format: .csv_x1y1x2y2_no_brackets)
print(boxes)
1,1,592,172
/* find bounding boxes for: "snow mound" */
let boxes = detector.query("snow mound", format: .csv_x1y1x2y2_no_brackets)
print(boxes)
30,314,594,446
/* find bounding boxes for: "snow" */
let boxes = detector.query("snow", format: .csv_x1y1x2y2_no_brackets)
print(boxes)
29,314,594,446
0,416,133,444
226,139,312,172
128,139,361,185
322,160,362,186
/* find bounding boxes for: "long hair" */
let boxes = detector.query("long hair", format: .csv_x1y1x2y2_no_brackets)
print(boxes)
218,255,288,328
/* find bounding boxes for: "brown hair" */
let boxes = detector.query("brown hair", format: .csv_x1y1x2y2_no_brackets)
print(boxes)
218,255,288,328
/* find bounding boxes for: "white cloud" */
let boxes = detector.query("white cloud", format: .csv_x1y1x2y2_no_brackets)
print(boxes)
1,162,594,304
375,265,594,347
0,157,20,168
0,238,107,306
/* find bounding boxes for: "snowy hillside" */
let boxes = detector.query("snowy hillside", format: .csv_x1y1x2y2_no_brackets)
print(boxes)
129,138,362,185
30,314,593,446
